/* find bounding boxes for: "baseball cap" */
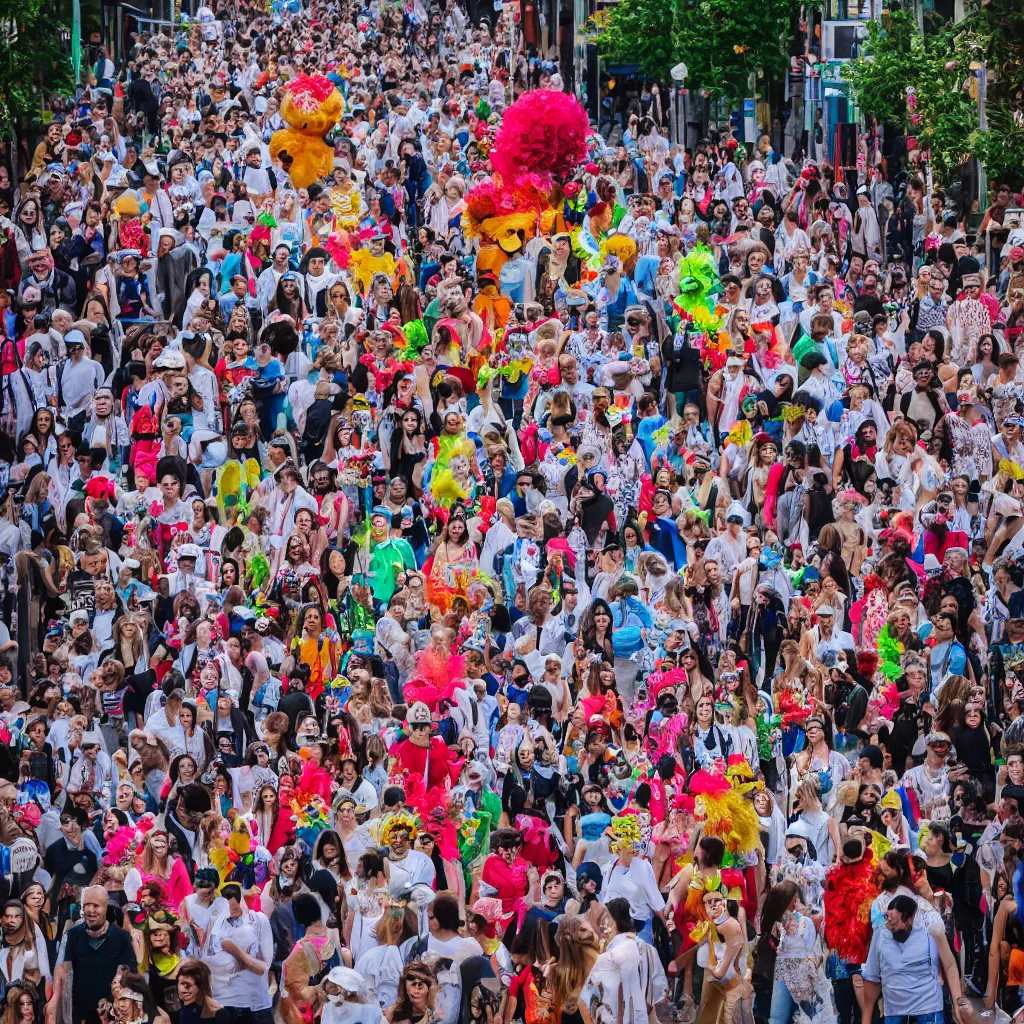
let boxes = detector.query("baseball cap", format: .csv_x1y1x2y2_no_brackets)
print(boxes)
64,329,86,349
816,605,835,617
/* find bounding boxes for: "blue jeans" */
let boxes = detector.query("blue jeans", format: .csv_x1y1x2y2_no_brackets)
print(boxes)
769,980,794,1024
883,1015,944,1024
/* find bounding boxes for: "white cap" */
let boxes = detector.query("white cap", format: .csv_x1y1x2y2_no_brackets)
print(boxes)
69,609,89,625
176,543,202,561
326,966,366,993
153,348,186,370
816,605,835,617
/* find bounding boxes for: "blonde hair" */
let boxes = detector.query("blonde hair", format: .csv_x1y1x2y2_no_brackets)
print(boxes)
795,776,822,811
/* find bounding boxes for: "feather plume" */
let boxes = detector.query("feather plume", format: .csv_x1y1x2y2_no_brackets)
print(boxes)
676,245,720,314
490,92,590,184
403,648,467,709
823,850,879,963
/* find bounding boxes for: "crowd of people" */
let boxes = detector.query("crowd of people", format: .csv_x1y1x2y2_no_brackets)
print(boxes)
1,2,1024,1024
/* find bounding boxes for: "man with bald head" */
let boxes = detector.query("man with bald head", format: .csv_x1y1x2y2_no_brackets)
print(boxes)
46,885,137,1024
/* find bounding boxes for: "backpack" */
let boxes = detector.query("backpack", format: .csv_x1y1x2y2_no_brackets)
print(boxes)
302,397,333,448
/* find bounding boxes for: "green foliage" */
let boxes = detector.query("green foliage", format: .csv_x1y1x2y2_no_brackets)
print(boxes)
843,2,1024,184
971,106,1024,191
598,0,807,104
840,10,922,126
0,0,76,141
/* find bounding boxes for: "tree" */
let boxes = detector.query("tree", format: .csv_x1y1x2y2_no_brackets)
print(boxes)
843,3,1024,186
0,0,76,143
598,0,806,104
839,10,922,127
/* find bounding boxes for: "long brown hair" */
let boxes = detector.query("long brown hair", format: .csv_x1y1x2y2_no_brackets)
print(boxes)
552,915,600,1011
389,960,436,1023
176,958,216,1007
2,979,38,1024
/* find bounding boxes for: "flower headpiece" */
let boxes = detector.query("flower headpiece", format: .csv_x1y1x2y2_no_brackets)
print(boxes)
380,810,420,844
608,813,643,853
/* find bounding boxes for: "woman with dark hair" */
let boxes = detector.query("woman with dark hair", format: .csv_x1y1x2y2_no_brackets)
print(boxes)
272,272,309,323
751,880,799,1022
970,332,999,386
311,830,351,886
921,328,960,406
176,958,230,1024
250,782,290,854
578,599,615,664
504,917,554,1023
218,558,240,591
480,827,533,918
387,406,428,493
280,893,341,1024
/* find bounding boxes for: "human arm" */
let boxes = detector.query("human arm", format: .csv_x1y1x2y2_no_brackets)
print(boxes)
220,914,272,975
860,931,882,1024
45,961,67,1024
831,446,845,491
931,924,965,1023
985,900,1012,1007
710,919,744,980
827,816,841,863
859,980,881,1024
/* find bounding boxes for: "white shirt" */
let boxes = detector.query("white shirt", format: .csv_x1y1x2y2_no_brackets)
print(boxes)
704,531,748,579
145,707,186,757
206,908,274,1010
426,933,481,963
58,356,105,415
600,857,666,923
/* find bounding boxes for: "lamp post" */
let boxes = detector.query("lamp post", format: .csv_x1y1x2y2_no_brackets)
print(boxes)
671,62,688,151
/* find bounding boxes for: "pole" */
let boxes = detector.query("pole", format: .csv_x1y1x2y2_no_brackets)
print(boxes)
71,0,81,85
669,86,677,146
977,62,987,211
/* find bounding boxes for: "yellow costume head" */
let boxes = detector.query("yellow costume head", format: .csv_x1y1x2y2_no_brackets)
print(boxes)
269,74,345,189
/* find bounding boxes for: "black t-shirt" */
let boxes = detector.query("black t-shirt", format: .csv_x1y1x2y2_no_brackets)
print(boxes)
63,922,137,1022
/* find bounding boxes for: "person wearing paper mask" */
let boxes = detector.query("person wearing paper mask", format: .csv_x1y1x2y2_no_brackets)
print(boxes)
319,966,380,1024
